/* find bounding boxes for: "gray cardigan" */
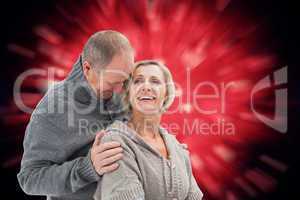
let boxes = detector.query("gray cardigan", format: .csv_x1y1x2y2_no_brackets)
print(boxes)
94,120,203,200
17,56,128,200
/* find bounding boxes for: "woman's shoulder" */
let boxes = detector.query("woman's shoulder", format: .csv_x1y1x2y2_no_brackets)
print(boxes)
160,128,190,157
162,130,192,171
101,120,138,152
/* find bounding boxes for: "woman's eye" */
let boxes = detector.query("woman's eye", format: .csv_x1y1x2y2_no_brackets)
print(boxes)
133,79,142,84
151,79,161,84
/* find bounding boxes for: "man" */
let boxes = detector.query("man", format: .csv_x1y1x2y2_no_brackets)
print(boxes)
17,30,134,200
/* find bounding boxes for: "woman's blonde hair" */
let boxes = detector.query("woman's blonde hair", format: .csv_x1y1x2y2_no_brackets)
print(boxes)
121,60,175,113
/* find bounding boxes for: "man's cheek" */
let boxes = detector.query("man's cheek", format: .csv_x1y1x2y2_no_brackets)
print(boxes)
113,85,123,93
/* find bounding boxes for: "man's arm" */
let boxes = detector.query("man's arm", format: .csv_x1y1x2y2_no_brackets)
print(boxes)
17,114,122,196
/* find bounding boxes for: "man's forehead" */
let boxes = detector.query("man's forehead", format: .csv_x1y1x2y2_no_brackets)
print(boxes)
102,53,133,76
105,62,132,73
104,69,129,79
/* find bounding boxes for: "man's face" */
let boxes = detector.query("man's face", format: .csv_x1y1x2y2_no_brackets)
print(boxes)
83,52,134,99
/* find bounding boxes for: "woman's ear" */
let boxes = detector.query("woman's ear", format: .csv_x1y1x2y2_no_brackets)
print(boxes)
162,91,168,105
82,61,91,78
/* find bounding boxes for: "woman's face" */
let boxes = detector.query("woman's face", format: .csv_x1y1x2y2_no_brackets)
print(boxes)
129,64,167,115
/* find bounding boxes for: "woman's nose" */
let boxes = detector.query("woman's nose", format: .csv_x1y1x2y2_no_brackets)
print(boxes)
142,86,151,92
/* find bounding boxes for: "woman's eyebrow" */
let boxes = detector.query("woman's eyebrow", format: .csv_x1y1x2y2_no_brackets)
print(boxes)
134,74,163,80
150,76,160,79
133,74,144,78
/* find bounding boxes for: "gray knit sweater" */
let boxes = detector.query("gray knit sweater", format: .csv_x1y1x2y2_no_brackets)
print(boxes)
17,56,128,200
94,120,203,200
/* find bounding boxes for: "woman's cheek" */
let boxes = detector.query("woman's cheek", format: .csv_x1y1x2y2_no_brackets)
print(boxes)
156,86,166,98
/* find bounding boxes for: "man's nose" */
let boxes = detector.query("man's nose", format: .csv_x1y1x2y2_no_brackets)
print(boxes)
113,84,123,93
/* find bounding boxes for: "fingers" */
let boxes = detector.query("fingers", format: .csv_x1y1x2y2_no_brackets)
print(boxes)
101,153,123,166
99,163,120,175
92,148,123,175
96,146,123,158
94,141,122,154
93,130,105,147
90,131,124,175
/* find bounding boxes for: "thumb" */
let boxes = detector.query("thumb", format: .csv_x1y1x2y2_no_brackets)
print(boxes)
93,130,105,146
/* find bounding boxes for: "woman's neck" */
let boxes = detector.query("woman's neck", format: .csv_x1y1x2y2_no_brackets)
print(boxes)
128,110,162,139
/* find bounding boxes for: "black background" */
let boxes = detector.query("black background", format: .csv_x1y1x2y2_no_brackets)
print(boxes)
0,0,294,200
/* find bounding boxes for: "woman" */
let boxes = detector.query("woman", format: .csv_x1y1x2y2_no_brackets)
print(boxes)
94,60,203,200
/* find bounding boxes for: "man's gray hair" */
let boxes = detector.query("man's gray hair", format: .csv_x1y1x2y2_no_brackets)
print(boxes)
82,30,133,69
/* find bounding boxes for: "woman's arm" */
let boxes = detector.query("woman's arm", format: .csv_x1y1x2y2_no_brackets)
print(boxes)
94,132,145,200
184,150,204,200
169,133,203,200
167,133,203,200
186,172,203,200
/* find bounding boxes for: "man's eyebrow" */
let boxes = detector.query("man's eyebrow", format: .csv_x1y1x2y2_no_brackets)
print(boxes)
110,80,124,85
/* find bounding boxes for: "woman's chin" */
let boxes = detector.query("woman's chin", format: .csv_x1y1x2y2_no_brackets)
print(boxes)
141,110,160,115
133,103,161,115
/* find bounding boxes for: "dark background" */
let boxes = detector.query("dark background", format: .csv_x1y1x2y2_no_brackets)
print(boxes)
0,0,295,200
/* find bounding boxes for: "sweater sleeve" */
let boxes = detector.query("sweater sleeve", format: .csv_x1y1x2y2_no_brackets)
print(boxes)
17,114,100,196
93,133,145,200
185,151,204,200
186,174,203,200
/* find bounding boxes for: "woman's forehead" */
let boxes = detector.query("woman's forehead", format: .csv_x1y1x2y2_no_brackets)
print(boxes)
133,64,164,78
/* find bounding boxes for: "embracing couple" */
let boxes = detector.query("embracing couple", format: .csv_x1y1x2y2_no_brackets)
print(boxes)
17,30,203,200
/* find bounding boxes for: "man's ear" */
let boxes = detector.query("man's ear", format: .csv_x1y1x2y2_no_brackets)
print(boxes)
82,61,91,78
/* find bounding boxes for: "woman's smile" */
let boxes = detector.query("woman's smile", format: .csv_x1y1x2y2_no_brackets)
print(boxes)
129,64,167,114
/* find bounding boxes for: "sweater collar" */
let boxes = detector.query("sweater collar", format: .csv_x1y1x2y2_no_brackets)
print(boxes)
108,120,173,160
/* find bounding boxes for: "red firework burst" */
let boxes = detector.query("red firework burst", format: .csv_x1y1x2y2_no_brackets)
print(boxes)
3,0,288,199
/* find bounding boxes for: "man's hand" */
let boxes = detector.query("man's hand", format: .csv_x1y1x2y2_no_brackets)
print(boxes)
90,131,123,175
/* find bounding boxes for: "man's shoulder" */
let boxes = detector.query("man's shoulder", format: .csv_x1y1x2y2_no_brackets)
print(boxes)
28,81,72,131
32,81,69,114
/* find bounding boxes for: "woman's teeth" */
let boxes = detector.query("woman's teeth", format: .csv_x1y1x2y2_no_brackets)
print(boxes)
138,96,156,100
